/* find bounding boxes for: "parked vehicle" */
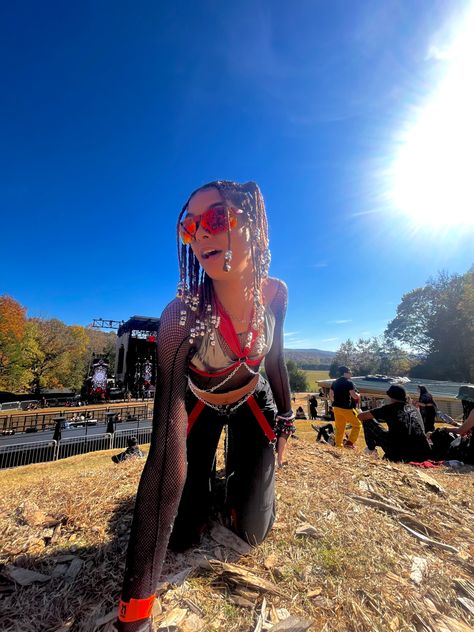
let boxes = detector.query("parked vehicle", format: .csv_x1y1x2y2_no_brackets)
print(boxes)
68,418,98,428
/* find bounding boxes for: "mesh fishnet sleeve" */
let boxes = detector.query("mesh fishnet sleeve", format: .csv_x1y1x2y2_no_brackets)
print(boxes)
117,299,193,630
264,280,292,415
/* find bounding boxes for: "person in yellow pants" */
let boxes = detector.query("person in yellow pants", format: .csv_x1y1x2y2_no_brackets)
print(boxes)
330,366,362,448
333,406,362,448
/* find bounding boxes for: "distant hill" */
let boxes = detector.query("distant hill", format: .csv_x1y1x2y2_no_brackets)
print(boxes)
284,348,335,368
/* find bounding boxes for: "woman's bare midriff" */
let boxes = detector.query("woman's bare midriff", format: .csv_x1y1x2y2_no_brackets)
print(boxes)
189,373,259,405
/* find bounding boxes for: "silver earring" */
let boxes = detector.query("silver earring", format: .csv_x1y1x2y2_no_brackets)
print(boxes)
223,250,232,272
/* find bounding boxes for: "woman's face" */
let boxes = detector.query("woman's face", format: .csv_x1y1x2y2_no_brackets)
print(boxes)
186,187,253,281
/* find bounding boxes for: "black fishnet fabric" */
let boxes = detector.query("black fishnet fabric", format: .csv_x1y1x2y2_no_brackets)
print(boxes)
117,298,193,632
264,281,291,414
116,282,290,631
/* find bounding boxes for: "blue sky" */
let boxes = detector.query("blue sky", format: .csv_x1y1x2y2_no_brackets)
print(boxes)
1,1,473,351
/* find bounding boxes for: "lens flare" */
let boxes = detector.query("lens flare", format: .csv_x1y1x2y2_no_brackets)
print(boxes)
390,5,474,227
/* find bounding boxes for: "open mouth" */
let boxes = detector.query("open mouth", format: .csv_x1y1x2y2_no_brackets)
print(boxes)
201,249,222,260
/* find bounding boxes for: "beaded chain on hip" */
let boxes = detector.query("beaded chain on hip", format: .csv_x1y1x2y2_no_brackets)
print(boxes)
187,377,259,415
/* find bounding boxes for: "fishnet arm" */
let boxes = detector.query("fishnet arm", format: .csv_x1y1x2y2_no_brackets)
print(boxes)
117,299,193,630
264,280,292,415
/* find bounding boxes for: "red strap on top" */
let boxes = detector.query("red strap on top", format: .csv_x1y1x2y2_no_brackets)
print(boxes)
118,595,155,622
187,400,205,435
247,395,277,443
186,395,276,444
216,298,257,357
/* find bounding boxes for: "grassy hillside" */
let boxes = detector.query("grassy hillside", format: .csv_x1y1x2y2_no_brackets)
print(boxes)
303,370,330,391
284,349,335,366
0,430,473,631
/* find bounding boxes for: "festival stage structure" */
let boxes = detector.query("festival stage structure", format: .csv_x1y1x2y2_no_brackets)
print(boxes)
115,316,160,396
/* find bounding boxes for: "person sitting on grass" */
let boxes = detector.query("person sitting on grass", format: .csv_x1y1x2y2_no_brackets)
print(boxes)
312,422,335,445
446,387,474,464
430,386,474,464
111,437,144,464
358,385,431,462
295,405,307,419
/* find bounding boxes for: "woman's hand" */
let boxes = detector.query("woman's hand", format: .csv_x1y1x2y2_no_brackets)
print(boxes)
276,436,288,468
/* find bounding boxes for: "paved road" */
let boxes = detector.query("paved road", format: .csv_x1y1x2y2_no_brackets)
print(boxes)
0,420,152,446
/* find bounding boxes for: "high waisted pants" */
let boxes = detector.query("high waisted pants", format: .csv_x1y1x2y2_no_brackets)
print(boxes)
169,375,277,551
333,407,362,447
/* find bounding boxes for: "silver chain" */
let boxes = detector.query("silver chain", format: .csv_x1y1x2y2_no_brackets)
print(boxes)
187,378,258,414
189,361,258,394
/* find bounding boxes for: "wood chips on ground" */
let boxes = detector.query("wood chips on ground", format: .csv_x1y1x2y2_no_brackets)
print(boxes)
0,427,473,631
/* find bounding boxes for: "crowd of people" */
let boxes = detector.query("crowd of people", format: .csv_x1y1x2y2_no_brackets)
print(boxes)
310,366,474,466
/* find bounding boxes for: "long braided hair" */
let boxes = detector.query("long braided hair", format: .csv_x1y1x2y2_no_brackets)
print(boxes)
176,180,271,350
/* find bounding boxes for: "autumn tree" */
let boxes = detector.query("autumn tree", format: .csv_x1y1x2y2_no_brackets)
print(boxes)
0,294,121,393
24,320,117,392
0,295,29,391
86,328,116,373
27,319,91,391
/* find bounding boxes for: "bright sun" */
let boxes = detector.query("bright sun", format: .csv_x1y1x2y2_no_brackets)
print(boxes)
390,5,474,227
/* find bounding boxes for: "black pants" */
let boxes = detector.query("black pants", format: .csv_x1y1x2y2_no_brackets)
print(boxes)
421,408,436,433
362,420,390,452
316,423,334,443
169,375,277,551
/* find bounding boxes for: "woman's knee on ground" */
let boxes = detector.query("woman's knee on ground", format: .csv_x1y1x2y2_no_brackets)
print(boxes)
234,502,275,546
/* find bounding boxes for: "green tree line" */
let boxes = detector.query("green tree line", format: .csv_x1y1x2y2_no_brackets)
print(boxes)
2,265,472,393
329,266,474,381
0,295,115,393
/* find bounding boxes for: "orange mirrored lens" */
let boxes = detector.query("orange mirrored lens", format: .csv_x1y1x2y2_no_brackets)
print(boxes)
200,206,228,233
179,206,241,244
179,217,196,244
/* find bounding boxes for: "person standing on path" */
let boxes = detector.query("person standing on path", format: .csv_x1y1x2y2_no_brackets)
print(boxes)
329,366,362,448
308,394,318,419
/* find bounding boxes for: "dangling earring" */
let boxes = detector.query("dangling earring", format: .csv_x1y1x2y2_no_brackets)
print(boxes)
223,207,232,272
223,250,232,272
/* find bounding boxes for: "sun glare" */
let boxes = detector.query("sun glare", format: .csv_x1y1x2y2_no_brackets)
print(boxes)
390,6,474,227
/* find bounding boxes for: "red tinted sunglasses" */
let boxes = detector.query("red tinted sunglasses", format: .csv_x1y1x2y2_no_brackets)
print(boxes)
179,205,243,244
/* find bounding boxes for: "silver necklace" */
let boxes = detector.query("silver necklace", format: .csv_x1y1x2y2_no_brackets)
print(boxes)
220,302,252,325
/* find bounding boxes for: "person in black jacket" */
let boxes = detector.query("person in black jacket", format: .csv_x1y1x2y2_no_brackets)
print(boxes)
358,385,431,462
308,395,318,420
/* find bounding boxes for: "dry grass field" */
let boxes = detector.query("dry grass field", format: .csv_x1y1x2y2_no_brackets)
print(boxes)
1,409,473,632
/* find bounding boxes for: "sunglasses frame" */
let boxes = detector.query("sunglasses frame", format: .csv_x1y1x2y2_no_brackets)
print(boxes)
179,205,243,245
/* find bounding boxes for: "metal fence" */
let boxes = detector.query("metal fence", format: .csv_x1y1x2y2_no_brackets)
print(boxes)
0,439,57,469
113,427,153,448
0,404,153,434
0,401,22,411
57,434,114,460
0,426,153,470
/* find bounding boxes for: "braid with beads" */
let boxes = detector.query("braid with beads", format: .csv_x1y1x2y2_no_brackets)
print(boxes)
176,181,271,352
